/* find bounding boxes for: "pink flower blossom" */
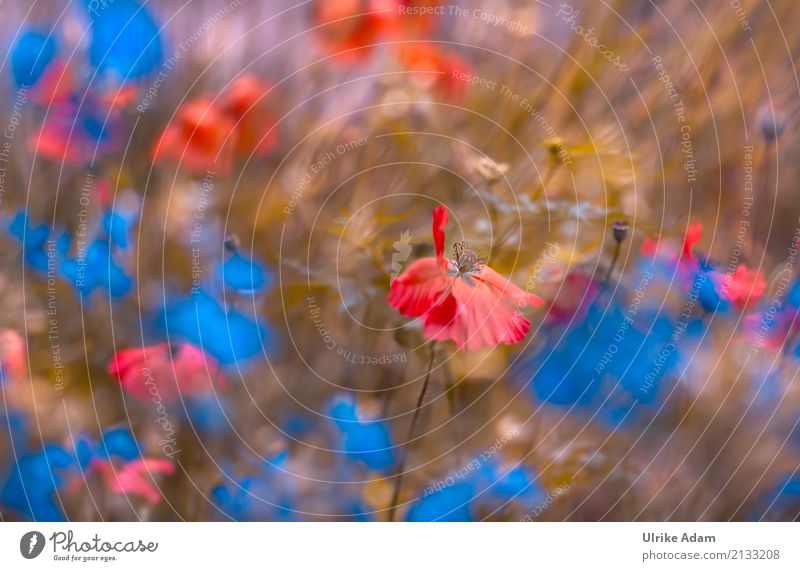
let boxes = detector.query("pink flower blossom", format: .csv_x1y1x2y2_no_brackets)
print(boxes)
108,343,226,403
90,458,175,505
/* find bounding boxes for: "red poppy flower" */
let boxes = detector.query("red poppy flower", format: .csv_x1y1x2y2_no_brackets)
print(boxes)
312,0,401,64
152,97,236,174
220,74,279,157
90,457,175,505
388,206,542,349
641,221,703,267
640,222,703,263
394,43,471,101
680,221,703,263
108,342,226,403
721,264,767,310
396,0,442,35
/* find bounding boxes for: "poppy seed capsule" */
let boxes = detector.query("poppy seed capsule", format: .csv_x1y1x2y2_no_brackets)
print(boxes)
612,221,629,244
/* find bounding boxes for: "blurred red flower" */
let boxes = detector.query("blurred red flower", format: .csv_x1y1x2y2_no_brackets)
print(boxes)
394,43,471,101
220,74,279,157
680,221,703,264
154,75,280,174
641,221,703,267
90,457,175,505
396,0,442,35
152,97,236,174
108,342,226,403
722,264,767,310
312,0,401,64
388,206,542,350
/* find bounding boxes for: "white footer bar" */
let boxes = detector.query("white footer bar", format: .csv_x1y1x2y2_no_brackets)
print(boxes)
1,522,798,570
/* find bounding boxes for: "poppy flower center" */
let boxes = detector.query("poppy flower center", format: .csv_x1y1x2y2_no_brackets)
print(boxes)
451,241,484,276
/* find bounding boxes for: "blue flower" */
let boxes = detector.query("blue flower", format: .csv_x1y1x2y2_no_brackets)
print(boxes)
0,445,76,521
477,460,543,512
211,448,373,521
9,209,134,299
185,396,230,436
407,481,475,521
407,457,542,521
211,451,297,521
8,212,55,274
76,427,141,470
692,260,730,314
11,29,57,88
329,398,395,471
98,427,140,461
222,251,270,294
516,270,688,422
211,475,260,520
85,0,163,81
61,238,132,298
787,279,800,308
281,414,314,439
102,210,137,250
159,289,274,365
529,326,603,406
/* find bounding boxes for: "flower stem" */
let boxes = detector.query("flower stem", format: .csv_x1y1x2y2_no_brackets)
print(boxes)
592,241,621,307
602,241,622,288
387,342,436,521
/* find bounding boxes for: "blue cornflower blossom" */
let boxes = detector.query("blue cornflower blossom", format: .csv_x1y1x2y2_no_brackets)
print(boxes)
407,456,543,521
0,444,76,521
159,289,274,366
11,29,57,88
75,426,141,469
211,450,297,521
8,212,58,275
515,263,695,424
211,447,374,521
60,238,132,298
60,206,136,299
85,0,163,82
221,250,270,294
185,395,231,436
329,397,396,472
